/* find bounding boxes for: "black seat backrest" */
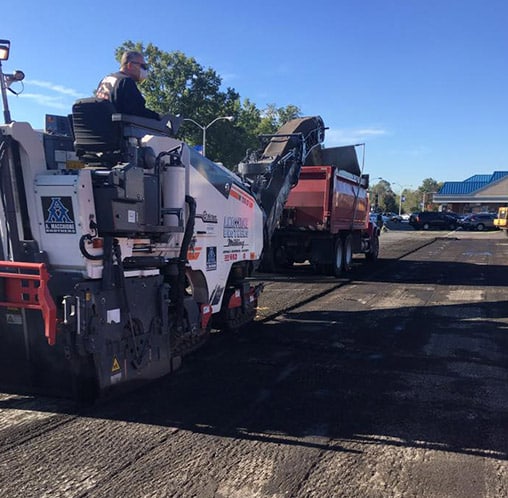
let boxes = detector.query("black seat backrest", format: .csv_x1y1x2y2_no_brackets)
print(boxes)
72,98,123,164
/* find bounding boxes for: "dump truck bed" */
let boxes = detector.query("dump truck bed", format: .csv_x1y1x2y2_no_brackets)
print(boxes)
284,166,369,232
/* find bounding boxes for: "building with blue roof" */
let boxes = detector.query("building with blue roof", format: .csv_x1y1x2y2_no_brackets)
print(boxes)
433,171,508,214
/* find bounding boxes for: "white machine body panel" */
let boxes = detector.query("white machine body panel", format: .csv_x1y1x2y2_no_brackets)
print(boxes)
144,136,263,312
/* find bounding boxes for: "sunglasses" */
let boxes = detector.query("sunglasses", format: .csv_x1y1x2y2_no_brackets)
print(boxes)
131,61,149,70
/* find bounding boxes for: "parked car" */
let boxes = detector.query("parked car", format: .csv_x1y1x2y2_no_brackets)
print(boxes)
459,213,498,231
409,211,459,230
382,212,403,222
369,212,384,228
441,211,462,221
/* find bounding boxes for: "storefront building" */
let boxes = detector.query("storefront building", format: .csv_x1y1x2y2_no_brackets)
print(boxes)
434,171,508,214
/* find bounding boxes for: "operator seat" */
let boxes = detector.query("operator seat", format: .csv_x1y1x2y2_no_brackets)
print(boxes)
72,98,124,166
72,98,178,168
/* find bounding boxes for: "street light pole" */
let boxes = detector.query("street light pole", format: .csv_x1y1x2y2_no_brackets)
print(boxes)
183,116,233,157
392,182,413,216
375,177,412,216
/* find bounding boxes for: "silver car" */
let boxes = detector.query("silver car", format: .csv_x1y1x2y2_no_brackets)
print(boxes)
459,213,497,231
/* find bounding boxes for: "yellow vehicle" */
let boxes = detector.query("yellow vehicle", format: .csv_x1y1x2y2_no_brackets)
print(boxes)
494,206,508,235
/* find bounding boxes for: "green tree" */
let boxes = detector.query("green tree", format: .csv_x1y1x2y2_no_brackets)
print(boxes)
115,41,301,168
418,178,443,211
117,41,238,164
399,188,420,214
277,104,301,126
370,180,397,213
257,103,301,135
372,178,444,214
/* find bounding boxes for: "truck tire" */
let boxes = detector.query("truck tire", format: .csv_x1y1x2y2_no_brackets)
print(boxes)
259,245,276,273
342,235,353,271
332,236,344,277
274,246,294,269
366,234,379,262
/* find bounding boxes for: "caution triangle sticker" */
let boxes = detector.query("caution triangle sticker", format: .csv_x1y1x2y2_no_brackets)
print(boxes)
111,356,121,373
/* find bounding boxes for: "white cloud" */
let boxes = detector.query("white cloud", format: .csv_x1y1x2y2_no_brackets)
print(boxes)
325,127,389,146
355,128,388,137
26,80,85,98
403,145,431,157
220,72,238,83
20,93,72,110
16,80,87,111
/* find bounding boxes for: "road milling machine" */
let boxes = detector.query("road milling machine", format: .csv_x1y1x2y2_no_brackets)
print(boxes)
0,42,327,398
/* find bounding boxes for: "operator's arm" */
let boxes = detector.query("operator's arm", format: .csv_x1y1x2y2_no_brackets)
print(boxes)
116,77,160,120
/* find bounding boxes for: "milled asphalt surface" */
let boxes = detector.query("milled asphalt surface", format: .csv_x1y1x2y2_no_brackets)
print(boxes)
0,224,506,497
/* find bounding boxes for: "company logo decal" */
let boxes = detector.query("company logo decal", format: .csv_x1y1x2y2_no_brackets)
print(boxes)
206,246,217,271
223,217,249,238
225,239,245,248
42,196,76,234
196,211,218,223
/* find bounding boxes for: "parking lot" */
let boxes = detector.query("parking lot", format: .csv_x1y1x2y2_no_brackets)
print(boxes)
0,229,506,497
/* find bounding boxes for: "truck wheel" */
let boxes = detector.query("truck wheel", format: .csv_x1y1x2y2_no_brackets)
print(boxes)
259,246,276,272
274,246,294,269
366,234,379,262
342,235,353,271
333,237,344,277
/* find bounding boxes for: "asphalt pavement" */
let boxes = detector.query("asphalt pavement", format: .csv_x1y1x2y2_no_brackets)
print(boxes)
0,229,506,497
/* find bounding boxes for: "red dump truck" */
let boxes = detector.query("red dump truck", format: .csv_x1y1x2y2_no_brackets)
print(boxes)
267,145,380,275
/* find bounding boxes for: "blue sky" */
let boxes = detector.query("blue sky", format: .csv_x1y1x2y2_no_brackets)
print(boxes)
3,0,508,188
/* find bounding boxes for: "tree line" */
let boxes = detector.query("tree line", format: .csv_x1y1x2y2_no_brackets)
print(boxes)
370,178,443,214
116,41,443,210
117,41,301,167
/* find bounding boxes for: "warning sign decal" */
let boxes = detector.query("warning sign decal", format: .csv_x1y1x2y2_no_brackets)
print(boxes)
111,356,121,373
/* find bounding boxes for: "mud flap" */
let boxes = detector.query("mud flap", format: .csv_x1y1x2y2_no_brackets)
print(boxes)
0,308,75,397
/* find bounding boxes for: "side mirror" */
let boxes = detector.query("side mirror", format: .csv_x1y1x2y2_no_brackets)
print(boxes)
161,113,183,136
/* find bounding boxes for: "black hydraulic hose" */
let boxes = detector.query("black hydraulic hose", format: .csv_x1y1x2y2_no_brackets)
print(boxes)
179,195,196,261
176,195,196,328
79,234,103,260
0,136,21,260
10,138,32,241
0,140,7,260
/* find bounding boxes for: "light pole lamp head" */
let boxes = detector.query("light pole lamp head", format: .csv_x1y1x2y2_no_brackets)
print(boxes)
0,40,10,61
5,70,25,86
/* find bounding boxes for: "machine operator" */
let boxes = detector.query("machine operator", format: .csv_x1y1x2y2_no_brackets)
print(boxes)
96,50,160,120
